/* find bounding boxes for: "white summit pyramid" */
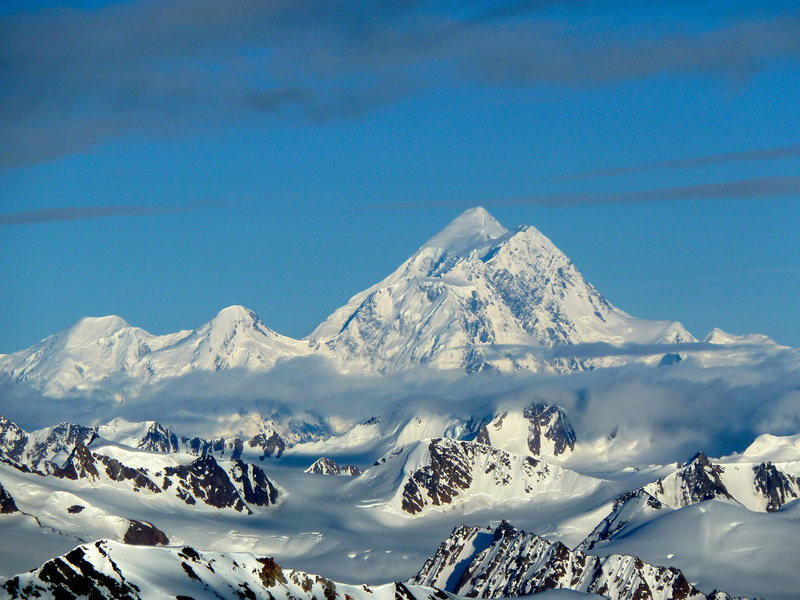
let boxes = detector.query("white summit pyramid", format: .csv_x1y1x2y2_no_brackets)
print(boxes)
308,207,695,373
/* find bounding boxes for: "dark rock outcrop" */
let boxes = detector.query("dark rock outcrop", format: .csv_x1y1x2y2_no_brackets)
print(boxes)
248,431,286,459
753,462,800,512
163,455,279,513
523,402,576,456
473,402,576,457
304,457,361,476
0,482,18,514
122,520,169,546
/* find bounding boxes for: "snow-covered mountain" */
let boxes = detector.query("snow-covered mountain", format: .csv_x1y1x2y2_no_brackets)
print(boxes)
2,409,800,598
135,305,311,380
575,446,800,553
0,315,190,396
304,457,362,476
353,437,601,516
0,540,453,600
2,206,795,396
0,207,720,396
308,207,695,373
412,521,747,600
642,450,800,513
288,402,577,465
0,306,310,396
0,415,294,473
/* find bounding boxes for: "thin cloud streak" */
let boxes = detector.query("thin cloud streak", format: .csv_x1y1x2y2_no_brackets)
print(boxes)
556,145,800,181
359,176,800,211
0,199,242,226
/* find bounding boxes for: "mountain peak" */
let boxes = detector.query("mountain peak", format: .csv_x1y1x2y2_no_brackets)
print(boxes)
67,315,133,339
211,305,259,325
422,206,508,255
75,314,130,328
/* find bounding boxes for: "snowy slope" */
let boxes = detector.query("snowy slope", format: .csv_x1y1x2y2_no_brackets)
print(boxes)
590,500,800,600
308,207,695,374
353,438,602,516
0,316,190,396
135,305,311,379
475,403,576,459
642,451,800,513
740,433,800,464
0,540,455,600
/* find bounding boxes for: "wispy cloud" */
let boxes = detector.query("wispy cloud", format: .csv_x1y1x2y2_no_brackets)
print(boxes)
2,2,800,167
0,199,240,226
359,176,800,210
556,144,800,181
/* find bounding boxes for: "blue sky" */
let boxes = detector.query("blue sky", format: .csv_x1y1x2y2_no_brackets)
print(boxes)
1,0,799,351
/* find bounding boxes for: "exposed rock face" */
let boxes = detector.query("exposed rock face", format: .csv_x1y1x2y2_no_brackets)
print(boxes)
0,416,281,514
304,457,362,476
0,416,96,472
127,421,289,461
752,462,800,512
401,440,475,515
578,489,666,551
361,438,599,516
136,422,181,453
0,540,453,600
643,451,800,512
0,482,18,514
229,459,281,507
0,417,30,466
163,455,279,514
412,521,748,600
179,435,244,460
523,403,576,456
475,402,576,458
650,451,736,506
54,442,102,481
122,520,169,546
248,431,286,459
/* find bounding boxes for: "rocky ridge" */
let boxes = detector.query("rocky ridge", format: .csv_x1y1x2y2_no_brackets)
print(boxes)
357,437,600,516
304,457,362,476
412,521,750,600
0,417,281,515
0,540,454,600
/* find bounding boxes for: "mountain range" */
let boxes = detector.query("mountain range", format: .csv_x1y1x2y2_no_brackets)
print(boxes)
0,207,791,397
1,207,798,600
